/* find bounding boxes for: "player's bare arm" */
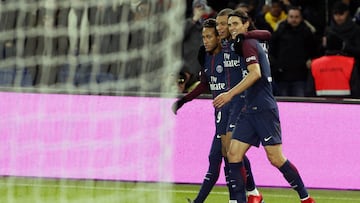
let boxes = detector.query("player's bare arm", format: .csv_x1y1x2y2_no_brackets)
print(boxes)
213,63,261,108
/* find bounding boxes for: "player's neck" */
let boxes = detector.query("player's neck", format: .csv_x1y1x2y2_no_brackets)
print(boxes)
210,44,222,55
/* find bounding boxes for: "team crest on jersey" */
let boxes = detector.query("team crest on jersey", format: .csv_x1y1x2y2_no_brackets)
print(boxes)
216,65,223,73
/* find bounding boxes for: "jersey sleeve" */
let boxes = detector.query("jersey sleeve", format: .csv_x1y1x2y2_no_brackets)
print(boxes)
242,39,259,66
183,70,209,102
244,30,271,41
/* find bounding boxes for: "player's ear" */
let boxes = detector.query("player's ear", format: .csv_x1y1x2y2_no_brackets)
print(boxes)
244,21,250,30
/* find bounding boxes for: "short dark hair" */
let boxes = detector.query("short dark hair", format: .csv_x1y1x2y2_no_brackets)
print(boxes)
202,18,219,35
287,5,302,13
217,8,233,17
332,1,349,15
228,9,256,31
229,9,249,23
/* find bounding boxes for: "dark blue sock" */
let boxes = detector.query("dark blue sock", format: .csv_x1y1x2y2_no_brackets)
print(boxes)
193,159,221,203
279,160,309,199
243,155,256,191
229,162,247,203
224,158,236,200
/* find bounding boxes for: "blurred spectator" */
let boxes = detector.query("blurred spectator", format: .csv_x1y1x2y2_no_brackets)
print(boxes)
308,32,360,98
34,3,85,87
236,2,273,32
341,0,360,19
354,6,360,25
264,1,287,31
283,0,326,36
183,0,216,77
53,6,71,85
236,2,251,13
124,0,148,88
36,6,61,86
0,2,17,86
20,2,39,87
269,6,317,97
324,1,360,72
125,0,168,92
206,0,232,12
89,3,124,84
281,0,325,62
68,3,92,87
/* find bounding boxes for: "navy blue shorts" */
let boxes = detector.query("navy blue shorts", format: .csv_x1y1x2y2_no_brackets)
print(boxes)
215,98,244,135
227,99,243,133
232,108,282,147
215,103,230,135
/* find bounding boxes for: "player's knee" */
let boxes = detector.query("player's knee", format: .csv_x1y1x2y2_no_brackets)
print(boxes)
266,153,285,168
227,150,242,163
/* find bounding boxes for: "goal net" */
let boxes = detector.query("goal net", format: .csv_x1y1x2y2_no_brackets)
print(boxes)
0,0,184,202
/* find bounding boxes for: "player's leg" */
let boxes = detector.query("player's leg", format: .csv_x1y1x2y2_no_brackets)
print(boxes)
217,104,239,201
226,101,264,203
264,144,315,202
221,133,234,200
223,101,241,201
258,109,315,203
192,133,223,203
227,139,251,203
221,131,232,154
224,131,263,203
242,155,265,203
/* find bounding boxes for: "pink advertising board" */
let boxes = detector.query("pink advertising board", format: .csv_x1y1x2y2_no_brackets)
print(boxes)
0,92,359,190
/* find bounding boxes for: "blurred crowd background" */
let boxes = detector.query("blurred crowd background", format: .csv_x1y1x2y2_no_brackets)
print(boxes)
181,0,360,98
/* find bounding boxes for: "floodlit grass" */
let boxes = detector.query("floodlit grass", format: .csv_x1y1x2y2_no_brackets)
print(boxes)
0,177,359,203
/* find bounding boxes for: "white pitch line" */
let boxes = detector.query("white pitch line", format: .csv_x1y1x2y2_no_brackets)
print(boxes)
0,182,359,201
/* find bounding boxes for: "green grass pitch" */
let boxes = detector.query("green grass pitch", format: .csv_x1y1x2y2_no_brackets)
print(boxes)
0,177,359,203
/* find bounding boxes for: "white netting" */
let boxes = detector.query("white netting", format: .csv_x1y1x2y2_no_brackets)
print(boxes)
0,0,183,95
0,0,184,202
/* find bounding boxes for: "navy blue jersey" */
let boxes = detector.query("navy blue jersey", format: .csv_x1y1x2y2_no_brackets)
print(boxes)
201,41,247,98
241,39,277,113
200,42,246,135
202,51,226,99
202,48,244,99
222,41,248,91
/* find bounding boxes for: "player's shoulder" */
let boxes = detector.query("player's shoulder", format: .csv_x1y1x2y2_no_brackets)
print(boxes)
242,38,258,50
243,38,258,45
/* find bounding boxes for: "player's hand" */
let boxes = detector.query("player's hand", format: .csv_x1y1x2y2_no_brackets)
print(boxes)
234,34,244,56
172,98,186,115
197,45,206,67
213,92,232,108
192,7,205,22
